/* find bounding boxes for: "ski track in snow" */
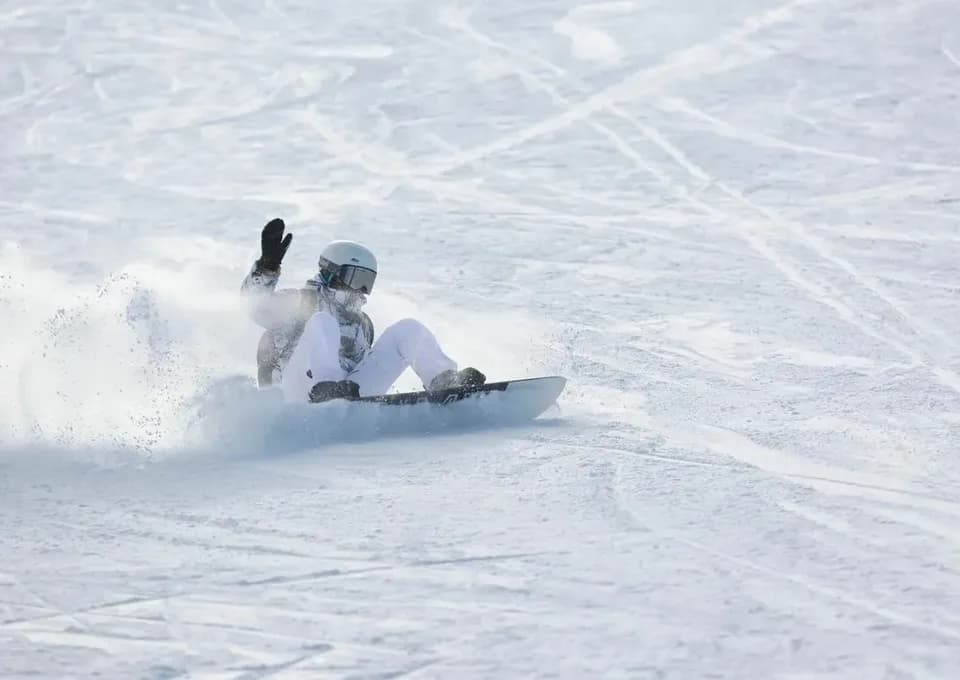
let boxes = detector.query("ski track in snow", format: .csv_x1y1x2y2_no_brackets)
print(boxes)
2,0,960,677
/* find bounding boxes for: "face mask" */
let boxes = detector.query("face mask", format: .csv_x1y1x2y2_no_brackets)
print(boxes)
328,287,366,312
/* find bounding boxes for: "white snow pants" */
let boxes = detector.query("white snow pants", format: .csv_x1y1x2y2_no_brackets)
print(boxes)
281,312,457,402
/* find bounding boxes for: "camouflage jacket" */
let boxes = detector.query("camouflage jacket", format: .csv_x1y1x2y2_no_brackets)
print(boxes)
241,264,374,386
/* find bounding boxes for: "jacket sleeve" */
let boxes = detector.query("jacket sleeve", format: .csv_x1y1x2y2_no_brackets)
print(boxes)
240,263,303,330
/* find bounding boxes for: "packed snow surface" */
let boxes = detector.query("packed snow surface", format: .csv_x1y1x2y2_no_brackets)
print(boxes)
3,0,960,677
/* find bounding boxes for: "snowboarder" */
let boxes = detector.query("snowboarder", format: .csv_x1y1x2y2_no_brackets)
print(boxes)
241,218,486,403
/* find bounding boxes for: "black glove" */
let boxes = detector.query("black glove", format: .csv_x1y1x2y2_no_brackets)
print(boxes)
257,218,293,272
309,380,361,403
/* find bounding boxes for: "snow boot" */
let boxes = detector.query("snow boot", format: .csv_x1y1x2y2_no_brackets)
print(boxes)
428,367,486,392
309,379,361,403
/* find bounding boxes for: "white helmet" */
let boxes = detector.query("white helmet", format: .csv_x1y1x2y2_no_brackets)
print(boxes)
316,240,378,295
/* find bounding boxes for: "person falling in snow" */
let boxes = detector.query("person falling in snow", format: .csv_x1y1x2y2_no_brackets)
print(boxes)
241,218,486,403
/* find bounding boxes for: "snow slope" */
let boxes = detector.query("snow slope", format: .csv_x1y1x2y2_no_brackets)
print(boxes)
3,0,960,677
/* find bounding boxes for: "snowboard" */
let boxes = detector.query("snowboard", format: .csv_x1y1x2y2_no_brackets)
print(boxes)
357,375,567,421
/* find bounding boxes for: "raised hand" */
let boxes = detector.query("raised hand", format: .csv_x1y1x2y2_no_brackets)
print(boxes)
257,218,293,272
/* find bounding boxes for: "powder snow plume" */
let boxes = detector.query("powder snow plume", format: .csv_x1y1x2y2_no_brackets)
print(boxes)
0,241,255,460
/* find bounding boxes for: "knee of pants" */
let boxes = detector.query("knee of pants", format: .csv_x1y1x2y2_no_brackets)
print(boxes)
387,318,427,334
304,310,340,336
381,318,429,343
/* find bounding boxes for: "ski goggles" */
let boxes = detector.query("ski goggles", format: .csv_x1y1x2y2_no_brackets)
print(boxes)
336,264,376,294
318,259,377,294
